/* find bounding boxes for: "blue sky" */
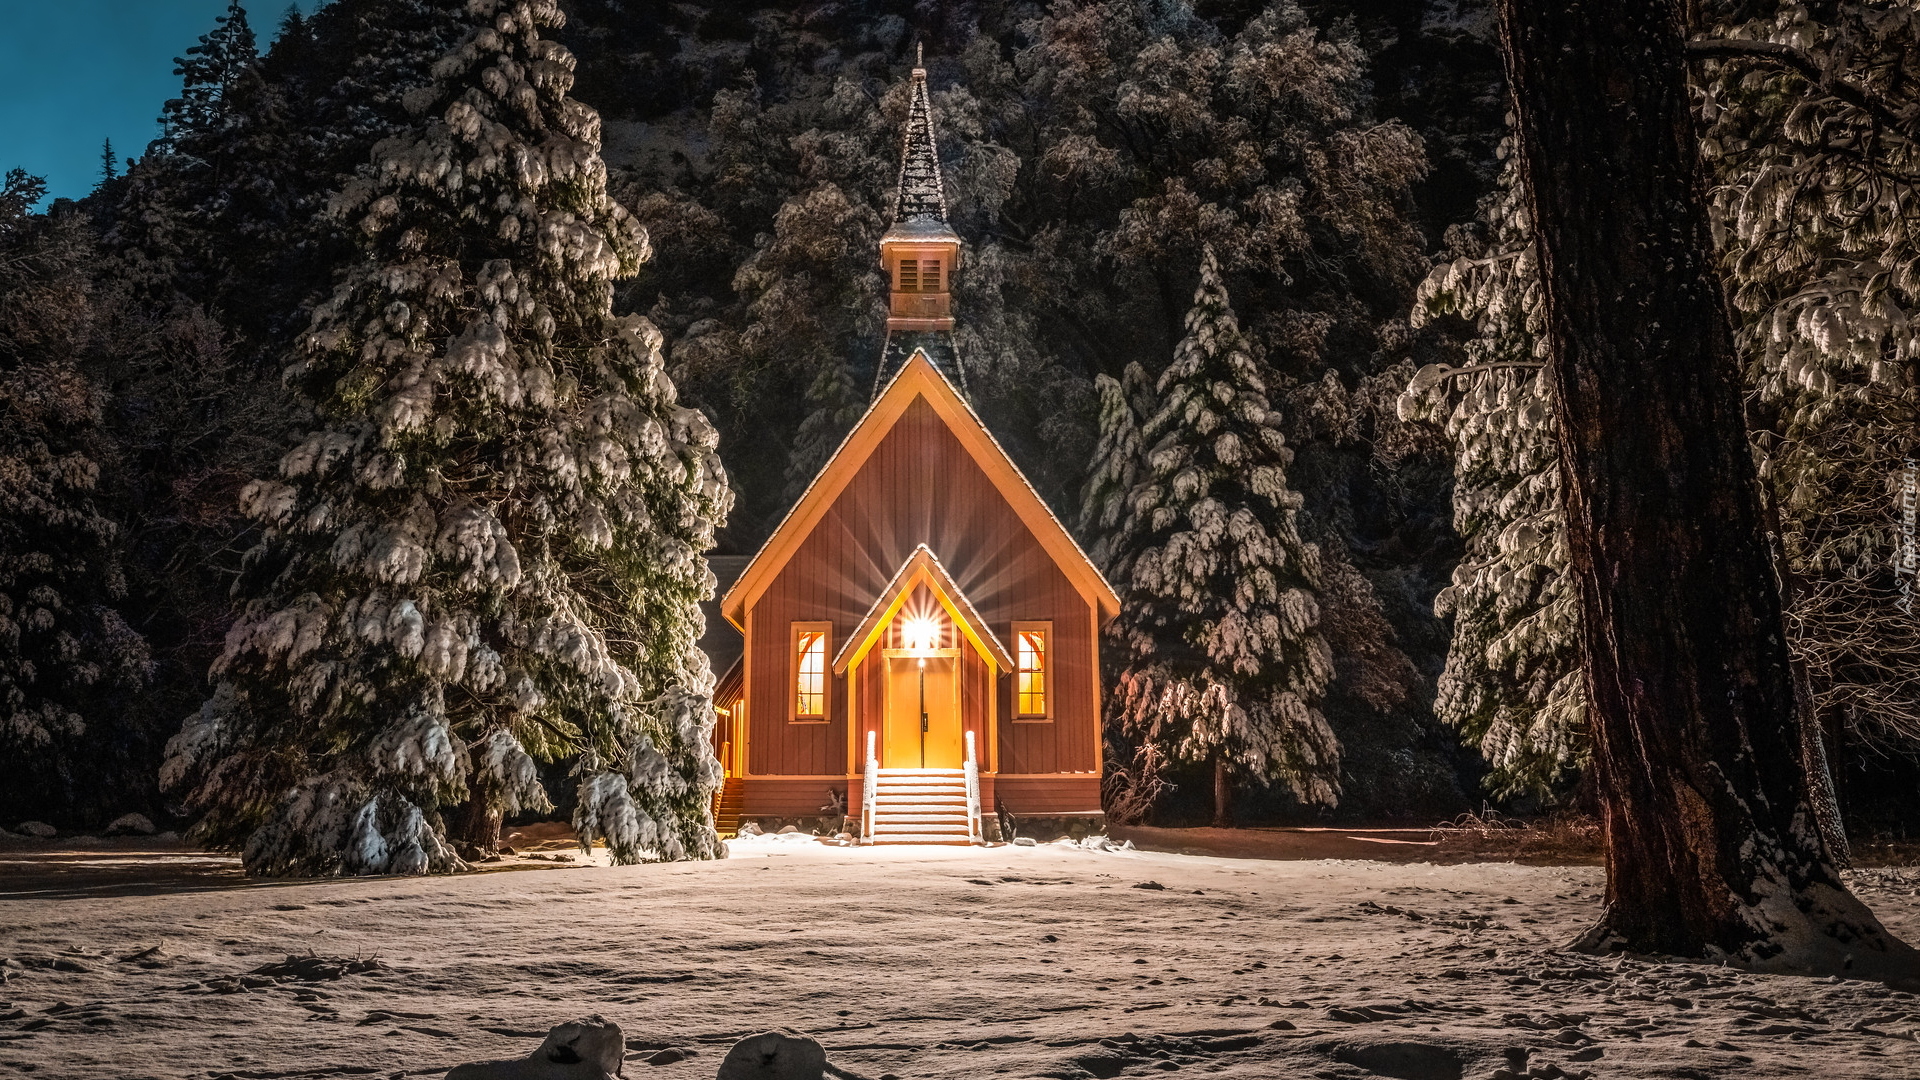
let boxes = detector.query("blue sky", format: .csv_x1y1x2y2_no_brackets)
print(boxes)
0,1,316,205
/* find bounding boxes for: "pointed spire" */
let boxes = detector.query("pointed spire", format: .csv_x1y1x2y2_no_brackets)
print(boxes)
875,48,966,399
893,51,948,224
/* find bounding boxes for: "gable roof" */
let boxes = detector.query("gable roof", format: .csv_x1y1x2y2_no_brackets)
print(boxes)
834,544,1014,675
721,350,1120,630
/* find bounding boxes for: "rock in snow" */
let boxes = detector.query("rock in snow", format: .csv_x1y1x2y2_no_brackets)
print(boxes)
105,813,157,836
15,822,55,838
716,1030,828,1080
444,1015,626,1080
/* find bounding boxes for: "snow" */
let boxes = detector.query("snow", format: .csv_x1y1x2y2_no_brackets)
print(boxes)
2,843,1916,1078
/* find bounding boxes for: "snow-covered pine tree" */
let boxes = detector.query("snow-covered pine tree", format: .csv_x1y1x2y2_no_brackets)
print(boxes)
306,0,472,183
1402,146,1586,802
1696,2,1920,755
1079,360,1155,580
1107,248,1338,825
0,172,152,821
161,0,732,875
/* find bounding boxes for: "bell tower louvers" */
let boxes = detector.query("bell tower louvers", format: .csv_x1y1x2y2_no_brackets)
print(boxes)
874,49,966,397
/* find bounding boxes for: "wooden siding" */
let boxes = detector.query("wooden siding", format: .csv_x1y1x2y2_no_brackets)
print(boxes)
740,777,853,818
993,776,1102,814
745,395,1097,781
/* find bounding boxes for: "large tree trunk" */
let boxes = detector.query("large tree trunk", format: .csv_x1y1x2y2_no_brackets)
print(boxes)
1497,0,1917,980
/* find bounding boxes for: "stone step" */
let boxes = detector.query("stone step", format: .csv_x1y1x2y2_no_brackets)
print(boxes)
873,812,970,824
875,768,967,776
868,835,975,845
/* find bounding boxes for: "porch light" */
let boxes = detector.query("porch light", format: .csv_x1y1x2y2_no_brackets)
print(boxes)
903,613,941,655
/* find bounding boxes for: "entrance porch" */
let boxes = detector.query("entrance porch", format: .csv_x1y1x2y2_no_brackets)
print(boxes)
837,547,1004,845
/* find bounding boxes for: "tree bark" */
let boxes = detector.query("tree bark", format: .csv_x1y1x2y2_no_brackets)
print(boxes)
1213,758,1232,829
1497,0,1917,980
452,781,504,857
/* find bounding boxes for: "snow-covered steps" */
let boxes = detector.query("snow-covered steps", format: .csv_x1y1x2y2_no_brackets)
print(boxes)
866,768,976,845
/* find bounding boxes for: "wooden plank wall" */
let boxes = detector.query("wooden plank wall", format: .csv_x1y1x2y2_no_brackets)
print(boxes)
745,396,1098,785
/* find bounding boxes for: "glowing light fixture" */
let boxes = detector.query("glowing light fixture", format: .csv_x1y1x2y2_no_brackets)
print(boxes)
903,613,940,654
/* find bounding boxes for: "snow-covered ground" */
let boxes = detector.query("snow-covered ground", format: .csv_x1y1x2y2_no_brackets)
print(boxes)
2,838,1917,1079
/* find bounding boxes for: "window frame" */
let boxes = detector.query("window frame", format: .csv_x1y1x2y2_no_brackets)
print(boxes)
790,621,833,724
1011,620,1053,721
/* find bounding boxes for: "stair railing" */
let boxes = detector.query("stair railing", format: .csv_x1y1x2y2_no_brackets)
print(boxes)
862,730,878,845
964,730,981,843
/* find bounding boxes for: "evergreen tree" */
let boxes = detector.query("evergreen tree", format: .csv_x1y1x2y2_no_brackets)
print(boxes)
158,1,258,154
161,0,732,875
97,139,117,186
1697,1,1920,755
1404,1,1920,810
109,0,260,309
0,172,151,822
1402,148,1585,802
1079,360,1155,579
1105,248,1338,826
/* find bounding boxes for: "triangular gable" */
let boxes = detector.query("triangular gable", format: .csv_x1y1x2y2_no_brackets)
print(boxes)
721,350,1121,630
833,544,1014,675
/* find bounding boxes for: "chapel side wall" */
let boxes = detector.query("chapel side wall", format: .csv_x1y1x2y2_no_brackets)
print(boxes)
744,396,1100,796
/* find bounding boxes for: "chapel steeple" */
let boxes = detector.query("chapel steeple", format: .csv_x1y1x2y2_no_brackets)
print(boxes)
874,46,967,397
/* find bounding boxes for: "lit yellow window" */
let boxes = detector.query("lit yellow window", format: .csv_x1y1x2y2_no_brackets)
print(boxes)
1015,623,1049,719
793,623,830,721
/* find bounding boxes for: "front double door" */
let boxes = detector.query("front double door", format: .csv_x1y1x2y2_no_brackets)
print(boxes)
881,650,963,769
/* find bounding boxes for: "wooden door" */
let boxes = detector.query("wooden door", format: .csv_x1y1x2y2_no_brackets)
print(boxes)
883,654,962,768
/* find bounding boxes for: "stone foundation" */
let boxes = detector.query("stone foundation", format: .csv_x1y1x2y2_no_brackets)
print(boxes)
1000,811,1107,843
733,811,1107,844
733,816,850,838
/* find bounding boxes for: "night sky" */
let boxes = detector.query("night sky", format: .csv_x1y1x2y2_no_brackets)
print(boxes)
0,1,316,205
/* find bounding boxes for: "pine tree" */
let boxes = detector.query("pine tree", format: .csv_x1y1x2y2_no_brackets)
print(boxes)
1497,0,1916,978
109,0,260,309
1696,2,1920,755
1402,149,1585,802
97,140,117,186
1079,360,1155,580
161,0,732,875
1105,248,1338,825
158,1,258,154
0,172,151,821
1405,2,1920,809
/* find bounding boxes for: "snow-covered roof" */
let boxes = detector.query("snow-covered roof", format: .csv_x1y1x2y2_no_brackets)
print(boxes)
892,61,948,225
